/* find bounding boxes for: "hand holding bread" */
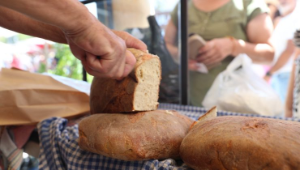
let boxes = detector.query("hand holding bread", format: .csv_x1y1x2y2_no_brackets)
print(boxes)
90,48,161,113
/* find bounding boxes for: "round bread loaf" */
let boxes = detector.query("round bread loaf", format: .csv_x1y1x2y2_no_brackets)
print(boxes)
79,110,194,161
180,116,300,170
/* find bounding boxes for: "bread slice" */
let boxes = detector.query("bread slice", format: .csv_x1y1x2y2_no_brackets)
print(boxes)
188,34,206,60
90,48,161,113
189,106,217,129
78,110,194,161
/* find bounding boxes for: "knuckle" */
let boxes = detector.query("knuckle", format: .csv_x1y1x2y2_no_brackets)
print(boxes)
100,66,110,74
115,43,126,55
107,71,122,79
106,74,114,79
116,70,124,79
122,31,130,38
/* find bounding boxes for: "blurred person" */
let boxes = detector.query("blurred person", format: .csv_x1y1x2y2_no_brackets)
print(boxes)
0,0,147,79
264,0,300,103
164,0,274,107
265,0,281,26
286,30,300,117
285,49,300,117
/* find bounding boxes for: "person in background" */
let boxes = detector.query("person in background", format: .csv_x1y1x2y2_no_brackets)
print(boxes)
265,0,281,26
264,0,300,103
285,30,300,117
0,0,147,79
164,0,274,107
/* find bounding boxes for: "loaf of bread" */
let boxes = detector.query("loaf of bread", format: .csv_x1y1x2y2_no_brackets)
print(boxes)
79,110,194,161
180,115,300,170
90,48,161,113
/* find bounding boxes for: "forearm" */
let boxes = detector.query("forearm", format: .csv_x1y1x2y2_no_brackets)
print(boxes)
269,52,294,74
285,62,296,117
0,6,66,43
164,20,179,63
166,43,179,64
0,0,95,33
234,40,274,64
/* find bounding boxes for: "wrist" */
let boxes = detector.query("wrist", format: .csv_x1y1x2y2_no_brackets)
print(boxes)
265,70,273,77
61,5,97,35
233,39,245,56
227,36,236,56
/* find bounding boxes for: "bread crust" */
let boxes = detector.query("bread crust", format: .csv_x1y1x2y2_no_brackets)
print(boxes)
90,48,161,113
180,116,300,170
79,110,194,161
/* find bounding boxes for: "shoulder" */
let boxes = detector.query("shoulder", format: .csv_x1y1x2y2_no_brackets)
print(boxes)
243,0,268,7
242,0,269,22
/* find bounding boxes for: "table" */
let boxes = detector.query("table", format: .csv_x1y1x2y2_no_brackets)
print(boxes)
38,103,300,170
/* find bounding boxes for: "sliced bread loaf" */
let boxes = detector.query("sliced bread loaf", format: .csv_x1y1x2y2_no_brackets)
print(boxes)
90,48,161,113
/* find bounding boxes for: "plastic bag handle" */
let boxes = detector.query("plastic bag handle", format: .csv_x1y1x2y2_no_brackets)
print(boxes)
225,54,252,74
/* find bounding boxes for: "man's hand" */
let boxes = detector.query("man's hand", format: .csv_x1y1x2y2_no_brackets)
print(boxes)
0,0,147,79
65,19,147,79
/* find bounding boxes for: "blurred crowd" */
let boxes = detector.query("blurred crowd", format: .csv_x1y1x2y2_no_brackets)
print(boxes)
0,38,56,72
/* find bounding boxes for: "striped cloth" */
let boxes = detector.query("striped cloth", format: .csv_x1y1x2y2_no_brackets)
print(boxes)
38,103,300,170
294,30,300,48
0,128,23,170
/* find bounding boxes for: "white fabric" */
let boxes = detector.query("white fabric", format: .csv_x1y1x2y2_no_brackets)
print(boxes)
270,0,300,74
42,73,91,95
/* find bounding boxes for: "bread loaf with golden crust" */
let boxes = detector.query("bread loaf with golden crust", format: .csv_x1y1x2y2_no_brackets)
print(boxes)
79,110,194,161
180,116,300,170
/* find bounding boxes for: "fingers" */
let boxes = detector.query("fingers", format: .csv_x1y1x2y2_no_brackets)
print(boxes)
197,48,217,63
188,60,199,71
82,52,124,79
197,41,216,63
197,46,220,66
68,28,141,79
198,41,214,54
122,50,136,77
80,50,136,79
68,41,86,60
196,40,228,66
81,56,103,78
113,30,147,51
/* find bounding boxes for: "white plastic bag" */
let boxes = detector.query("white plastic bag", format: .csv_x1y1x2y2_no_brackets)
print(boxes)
202,54,283,116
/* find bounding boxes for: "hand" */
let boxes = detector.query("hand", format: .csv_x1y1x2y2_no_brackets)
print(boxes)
286,39,296,53
64,18,147,79
188,59,221,72
196,38,233,68
188,59,199,71
285,109,293,118
263,75,271,83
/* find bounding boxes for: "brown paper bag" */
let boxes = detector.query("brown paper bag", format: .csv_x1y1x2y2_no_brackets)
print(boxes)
0,68,90,126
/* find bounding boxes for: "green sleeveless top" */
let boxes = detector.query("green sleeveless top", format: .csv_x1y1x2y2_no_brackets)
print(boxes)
170,0,269,106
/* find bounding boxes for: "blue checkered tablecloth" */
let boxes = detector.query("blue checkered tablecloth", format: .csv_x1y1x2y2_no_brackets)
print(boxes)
38,103,300,170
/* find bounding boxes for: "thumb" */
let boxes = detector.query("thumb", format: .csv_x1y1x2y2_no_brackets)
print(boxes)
113,30,147,51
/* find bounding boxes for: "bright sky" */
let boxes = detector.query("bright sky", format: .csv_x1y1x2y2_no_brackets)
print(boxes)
0,28,18,38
